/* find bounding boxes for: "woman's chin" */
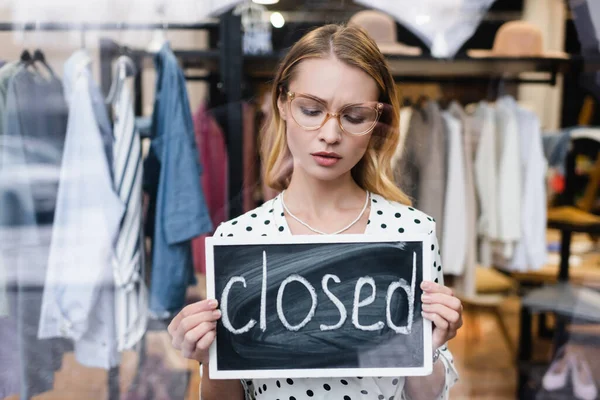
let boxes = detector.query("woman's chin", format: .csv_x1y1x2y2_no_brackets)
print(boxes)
302,164,351,182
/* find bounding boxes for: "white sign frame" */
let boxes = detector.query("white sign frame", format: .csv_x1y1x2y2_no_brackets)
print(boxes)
205,233,433,380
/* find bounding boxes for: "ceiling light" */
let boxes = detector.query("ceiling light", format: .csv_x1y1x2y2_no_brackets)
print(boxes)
270,11,285,28
252,0,279,4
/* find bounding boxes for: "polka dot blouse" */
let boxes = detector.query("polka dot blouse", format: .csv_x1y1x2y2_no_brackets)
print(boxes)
213,193,459,400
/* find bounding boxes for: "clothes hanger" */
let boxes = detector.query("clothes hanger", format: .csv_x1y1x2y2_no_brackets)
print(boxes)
32,49,56,78
147,2,168,53
20,49,32,63
485,75,508,102
438,95,452,111
106,55,138,104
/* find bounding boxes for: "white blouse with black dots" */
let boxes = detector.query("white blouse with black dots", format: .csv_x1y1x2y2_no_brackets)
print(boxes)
213,192,459,400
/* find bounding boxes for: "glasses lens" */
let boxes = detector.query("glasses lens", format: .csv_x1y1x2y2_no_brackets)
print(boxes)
340,106,378,135
290,97,327,129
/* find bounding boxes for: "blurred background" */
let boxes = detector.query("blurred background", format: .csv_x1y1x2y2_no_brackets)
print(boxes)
0,0,600,399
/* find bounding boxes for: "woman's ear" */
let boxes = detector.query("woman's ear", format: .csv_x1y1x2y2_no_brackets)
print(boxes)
277,95,287,120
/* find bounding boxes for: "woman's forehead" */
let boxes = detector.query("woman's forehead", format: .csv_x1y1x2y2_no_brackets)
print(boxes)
289,57,379,105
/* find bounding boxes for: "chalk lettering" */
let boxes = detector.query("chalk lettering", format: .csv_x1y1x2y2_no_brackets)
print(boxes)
352,277,385,331
260,251,267,331
320,274,347,331
277,274,318,331
386,252,417,334
221,277,257,334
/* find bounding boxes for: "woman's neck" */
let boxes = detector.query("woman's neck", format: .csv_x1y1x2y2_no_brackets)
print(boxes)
283,170,366,219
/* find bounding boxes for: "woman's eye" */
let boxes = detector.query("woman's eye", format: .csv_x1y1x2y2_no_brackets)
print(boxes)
343,114,366,124
301,107,323,117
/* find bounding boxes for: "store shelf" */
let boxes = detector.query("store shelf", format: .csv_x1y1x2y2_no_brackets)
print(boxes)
244,52,574,85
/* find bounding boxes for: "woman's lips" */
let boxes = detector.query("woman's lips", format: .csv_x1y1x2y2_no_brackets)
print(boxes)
311,152,342,167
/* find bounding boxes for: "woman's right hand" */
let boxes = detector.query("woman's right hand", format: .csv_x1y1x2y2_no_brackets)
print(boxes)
167,299,221,364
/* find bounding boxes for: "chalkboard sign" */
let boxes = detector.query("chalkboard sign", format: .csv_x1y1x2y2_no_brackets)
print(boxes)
205,234,433,379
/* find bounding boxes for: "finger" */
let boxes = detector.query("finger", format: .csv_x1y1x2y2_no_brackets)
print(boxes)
421,292,462,311
168,299,218,335
173,310,221,349
421,304,460,325
182,330,216,363
181,321,217,358
420,281,453,296
197,328,216,351
422,311,449,330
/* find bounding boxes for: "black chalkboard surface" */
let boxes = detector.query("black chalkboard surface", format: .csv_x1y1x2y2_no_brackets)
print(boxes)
205,234,433,379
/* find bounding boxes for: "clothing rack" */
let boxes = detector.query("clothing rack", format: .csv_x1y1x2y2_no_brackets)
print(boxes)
0,22,219,31
97,14,243,400
97,13,245,220
0,17,244,219
0,15,242,400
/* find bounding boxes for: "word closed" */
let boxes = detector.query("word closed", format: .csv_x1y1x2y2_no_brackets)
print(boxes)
220,250,417,335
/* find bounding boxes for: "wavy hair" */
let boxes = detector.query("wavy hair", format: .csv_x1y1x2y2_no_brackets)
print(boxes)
261,23,411,205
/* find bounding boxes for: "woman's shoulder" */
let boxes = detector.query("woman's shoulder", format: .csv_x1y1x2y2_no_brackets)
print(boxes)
213,197,279,237
370,193,436,234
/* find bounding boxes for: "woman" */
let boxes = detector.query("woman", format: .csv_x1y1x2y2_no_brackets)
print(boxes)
168,24,463,400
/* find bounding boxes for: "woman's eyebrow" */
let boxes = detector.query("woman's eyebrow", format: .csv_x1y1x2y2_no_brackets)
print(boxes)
301,93,329,104
301,93,371,108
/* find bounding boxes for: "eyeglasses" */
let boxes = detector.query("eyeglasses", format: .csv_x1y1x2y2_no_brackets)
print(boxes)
286,91,384,136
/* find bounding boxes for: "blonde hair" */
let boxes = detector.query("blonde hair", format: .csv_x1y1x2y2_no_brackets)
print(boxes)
261,24,411,205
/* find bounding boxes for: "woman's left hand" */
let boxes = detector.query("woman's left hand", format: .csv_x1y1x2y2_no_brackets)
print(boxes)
420,281,463,350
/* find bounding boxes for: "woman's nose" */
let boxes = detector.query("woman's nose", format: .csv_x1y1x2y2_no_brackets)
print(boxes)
317,114,342,144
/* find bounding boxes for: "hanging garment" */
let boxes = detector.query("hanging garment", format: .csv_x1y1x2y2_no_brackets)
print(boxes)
495,96,522,259
0,62,19,318
473,102,498,267
191,103,228,275
353,0,496,58
568,0,600,100
0,62,25,397
441,112,468,276
448,102,477,294
1,64,70,399
38,51,124,369
145,43,212,317
111,57,148,351
396,101,446,244
509,106,548,271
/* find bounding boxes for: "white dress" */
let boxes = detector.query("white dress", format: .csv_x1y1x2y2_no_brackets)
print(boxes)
213,193,459,400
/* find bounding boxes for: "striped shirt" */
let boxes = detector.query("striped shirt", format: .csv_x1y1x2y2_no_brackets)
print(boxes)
111,62,148,351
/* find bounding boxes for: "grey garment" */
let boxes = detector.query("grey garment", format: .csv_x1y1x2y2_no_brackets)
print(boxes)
568,0,600,100
0,63,19,161
0,62,19,318
395,101,447,246
0,68,69,399
448,101,478,296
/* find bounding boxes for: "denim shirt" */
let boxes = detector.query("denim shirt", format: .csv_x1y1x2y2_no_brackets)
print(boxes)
146,43,212,316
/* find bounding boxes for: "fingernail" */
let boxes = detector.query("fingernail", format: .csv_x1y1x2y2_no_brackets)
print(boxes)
208,299,218,307
213,310,221,318
422,294,430,302
422,304,431,310
422,281,432,290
